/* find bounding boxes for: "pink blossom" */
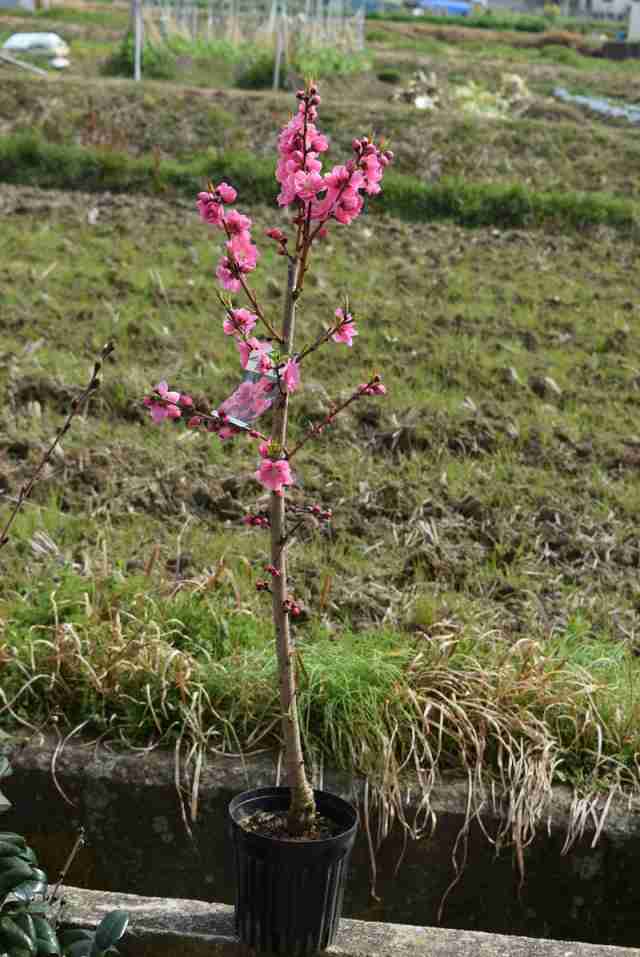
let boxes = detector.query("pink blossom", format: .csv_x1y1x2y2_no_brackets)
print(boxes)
293,170,325,201
360,153,383,195
223,308,257,337
333,189,363,226
225,209,252,236
197,192,224,227
216,182,237,204
280,358,300,393
216,257,241,292
310,132,329,152
144,381,182,423
359,380,387,396
332,309,358,347
258,440,272,458
255,458,295,493
227,233,259,272
275,97,329,209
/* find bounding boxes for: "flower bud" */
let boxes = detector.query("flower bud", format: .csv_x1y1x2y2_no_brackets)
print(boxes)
187,416,202,429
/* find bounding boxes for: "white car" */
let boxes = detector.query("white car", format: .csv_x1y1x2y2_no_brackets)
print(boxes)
2,32,70,58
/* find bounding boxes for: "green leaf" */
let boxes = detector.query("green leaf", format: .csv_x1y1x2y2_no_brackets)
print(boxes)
0,759,12,780
33,917,62,957
10,882,47,904
0,865,37,899
0,859,31,878
92,913,128,956
9,914,35,948
58,932,92,946
0,837,26,849
0,917,36,955
7,949,31,957
31,917,60,957
19,852,38,870
21,906,47,918
63,941,91,957
0,846,27,861
24,873,46,887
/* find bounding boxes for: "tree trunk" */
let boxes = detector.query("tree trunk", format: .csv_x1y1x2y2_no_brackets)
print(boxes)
270,258,316,835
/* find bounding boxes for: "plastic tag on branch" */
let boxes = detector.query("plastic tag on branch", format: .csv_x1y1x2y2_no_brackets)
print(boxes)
214,342,278,430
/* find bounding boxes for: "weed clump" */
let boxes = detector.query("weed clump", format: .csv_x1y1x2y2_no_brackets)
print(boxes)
103,31,177,79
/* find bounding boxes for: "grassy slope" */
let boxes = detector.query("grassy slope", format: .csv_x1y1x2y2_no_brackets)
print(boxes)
1,6,640,822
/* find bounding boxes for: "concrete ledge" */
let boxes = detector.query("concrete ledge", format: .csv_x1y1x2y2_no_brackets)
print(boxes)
61,886,640,957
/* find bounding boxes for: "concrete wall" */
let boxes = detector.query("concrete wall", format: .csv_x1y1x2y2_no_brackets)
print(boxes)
2,737,640,948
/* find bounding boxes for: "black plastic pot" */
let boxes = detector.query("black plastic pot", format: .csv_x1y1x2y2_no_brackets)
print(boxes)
228,786,358,956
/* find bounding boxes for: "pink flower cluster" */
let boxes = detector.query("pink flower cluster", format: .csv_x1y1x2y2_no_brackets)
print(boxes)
243,512,270,528
331,308,358,347
256,458,294,495
359,376,387,396
275,88,393,228
223,308,257,338
144,381,192,424
197,182,259,292
254,437,294,494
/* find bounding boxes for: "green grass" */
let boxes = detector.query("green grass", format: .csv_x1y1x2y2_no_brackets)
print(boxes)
368,8,621,36
1,7,640,844
3,567,640,829
2,75,640,198
0,133,636,233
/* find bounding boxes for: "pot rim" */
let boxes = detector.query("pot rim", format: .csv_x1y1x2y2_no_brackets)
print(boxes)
229,785,358,847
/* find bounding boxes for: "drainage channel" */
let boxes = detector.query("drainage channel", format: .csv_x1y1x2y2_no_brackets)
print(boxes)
2,736,640,948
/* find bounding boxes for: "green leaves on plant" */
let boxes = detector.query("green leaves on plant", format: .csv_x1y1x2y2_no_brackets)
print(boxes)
0,827,127,957
31,915,61,956
0,914,37,954
0,836,27,849
63,940,93,957
0,758,12,780
57,931,93,946
0,862,38,901
92,912,128,955
0,844,29,860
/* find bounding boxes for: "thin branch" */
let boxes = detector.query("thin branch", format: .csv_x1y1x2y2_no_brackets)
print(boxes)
287,374,382,459
0,342,114,550
295,305,351,365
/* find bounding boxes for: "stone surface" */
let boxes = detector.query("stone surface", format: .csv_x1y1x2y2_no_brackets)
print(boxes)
61,886,640,957
2,735,640,946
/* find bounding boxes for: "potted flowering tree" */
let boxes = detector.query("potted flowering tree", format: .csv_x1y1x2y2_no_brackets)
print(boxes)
144,85,392,955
